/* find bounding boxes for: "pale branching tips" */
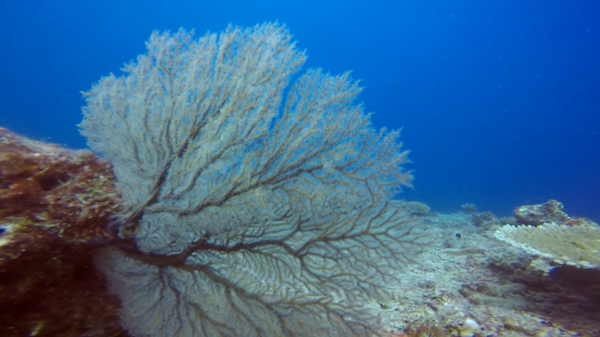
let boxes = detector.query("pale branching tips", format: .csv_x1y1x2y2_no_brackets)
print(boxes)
84,22,421,337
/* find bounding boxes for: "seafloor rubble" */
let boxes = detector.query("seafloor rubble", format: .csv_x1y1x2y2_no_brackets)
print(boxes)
384,201,600,336
1,127,599,336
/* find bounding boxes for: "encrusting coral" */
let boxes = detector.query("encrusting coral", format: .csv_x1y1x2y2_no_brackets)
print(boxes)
0,127,127,337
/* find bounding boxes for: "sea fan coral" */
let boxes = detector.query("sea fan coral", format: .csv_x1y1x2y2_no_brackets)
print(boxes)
81,22,425,337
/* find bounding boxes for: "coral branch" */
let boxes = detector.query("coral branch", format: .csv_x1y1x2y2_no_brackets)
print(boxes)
81,22,423,337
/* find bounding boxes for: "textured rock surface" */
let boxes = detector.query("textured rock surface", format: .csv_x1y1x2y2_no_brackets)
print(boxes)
512,199,593,227
379,211,600,336
0,128,127,337
495,222,600,269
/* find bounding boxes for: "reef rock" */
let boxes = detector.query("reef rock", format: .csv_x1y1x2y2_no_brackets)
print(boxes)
0,128,127,337
513,199,593,227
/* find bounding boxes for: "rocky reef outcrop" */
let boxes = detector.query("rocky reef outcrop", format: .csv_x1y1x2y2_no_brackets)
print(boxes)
0,128,127,337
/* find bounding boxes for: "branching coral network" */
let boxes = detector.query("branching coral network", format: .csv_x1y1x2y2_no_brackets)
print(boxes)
80,22,426,337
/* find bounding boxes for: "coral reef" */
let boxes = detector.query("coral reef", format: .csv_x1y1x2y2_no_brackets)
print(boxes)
460,203,478,215
402,201,431,216
512,199,593,227
498,216,518,227
0,128,126,337
470,211,499,229
496,200,600,269
378,211,600,336
5,20,598,337
495,221,600,269
3,124,599,336
457,203,500,229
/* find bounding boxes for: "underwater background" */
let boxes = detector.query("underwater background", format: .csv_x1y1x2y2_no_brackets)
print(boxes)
1,0,599,220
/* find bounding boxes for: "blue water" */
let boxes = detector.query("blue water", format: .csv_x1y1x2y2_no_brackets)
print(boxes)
1,0,599,221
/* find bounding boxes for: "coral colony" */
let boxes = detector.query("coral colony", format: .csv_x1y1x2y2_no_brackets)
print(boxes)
81,22,423,337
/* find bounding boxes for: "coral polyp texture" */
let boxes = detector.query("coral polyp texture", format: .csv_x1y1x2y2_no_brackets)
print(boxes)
0,128,126,337
80,22,425,337
496,200,600,269
495,222,600,269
